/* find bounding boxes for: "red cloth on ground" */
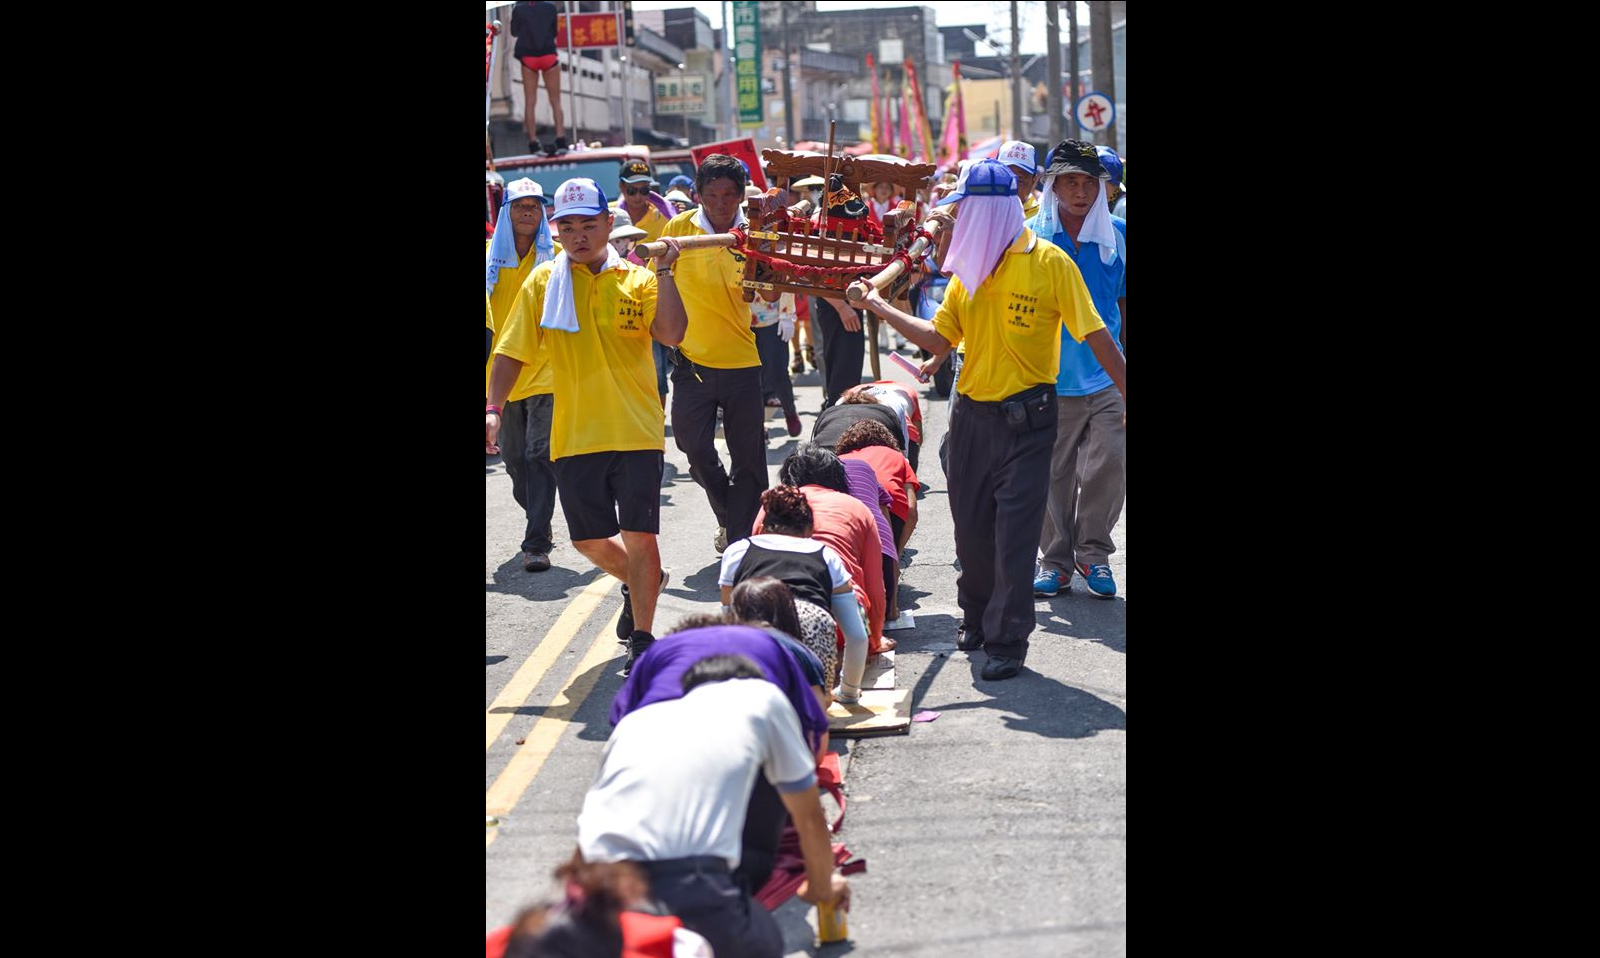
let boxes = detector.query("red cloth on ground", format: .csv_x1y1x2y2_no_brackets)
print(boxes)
754,486,885,644
840,447,919,521
754,829,854,911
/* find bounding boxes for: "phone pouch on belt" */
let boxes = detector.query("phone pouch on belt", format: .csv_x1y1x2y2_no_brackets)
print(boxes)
1000,386,1054,434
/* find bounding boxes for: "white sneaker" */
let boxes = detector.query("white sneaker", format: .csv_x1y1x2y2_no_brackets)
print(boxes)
714,527,727,553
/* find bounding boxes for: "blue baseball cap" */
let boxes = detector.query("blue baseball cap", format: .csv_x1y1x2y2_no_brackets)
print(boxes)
668,174,694,191
934,159,1018,206
550,178,611,221
1095,146,1125,190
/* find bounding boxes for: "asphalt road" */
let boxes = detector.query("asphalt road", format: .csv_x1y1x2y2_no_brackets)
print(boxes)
486,349,1126,956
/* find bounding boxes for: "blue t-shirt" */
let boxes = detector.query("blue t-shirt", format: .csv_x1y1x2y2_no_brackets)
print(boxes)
1031,214,1126,396
609,624,829,753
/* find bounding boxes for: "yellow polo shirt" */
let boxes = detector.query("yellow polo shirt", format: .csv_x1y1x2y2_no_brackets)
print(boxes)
495,258,662,460
1022,194,1040,220
932,228,1104,402
660,210,759,369
610,201,669,244
485,239,561,401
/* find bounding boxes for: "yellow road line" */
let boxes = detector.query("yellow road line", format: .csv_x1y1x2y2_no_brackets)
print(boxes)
485,608,623,849
487,573,617,751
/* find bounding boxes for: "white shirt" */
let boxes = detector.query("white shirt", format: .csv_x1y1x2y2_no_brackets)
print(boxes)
864,386,913,451
718,534,852,591
577,678,818,869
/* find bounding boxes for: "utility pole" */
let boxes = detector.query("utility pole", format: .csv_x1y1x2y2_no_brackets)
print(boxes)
781,2,796,147
1089,1,1117,150
564,0,579,147
1045,0,1063,145
683,64,692,145
1068,0,1080,115
1009,1,1022,141
723,0,734,140
615,1,632,145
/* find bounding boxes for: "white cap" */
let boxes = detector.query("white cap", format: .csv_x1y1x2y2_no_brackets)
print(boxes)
550,178,610,221
997,140,1037,174
503,177,547,204
664,190,692,205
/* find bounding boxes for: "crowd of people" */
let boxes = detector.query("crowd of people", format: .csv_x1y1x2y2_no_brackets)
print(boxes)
485,137,1126,955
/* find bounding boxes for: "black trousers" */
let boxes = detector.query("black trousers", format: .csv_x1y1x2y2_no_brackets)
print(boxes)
753,323,797,421
640,857,783,958
734,776,787,895
946,385,1057,660
812,297,865,407
498,394,557,554
670,361,769,543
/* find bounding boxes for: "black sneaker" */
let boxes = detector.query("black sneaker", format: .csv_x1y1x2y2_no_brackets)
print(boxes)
622,630,655,676
955,622,984,652
616,570,671,641
527,140,541,155
616,582,633,643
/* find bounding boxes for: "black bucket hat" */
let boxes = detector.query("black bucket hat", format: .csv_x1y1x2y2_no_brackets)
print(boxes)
1042,139,1110,179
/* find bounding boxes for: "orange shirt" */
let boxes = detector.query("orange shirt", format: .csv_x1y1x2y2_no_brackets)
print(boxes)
840,447,918,521
754,484,884,644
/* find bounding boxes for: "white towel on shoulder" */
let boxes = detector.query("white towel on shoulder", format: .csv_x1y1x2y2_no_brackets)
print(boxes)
540,243,625,333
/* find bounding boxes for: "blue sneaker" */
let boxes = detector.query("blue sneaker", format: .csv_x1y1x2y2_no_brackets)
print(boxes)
1033,568,1064,597
1075,563,1117,599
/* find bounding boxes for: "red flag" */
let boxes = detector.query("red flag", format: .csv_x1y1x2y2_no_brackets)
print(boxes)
937,61,968,171
896,95,912,159
867,53,881,153
903,59,936,164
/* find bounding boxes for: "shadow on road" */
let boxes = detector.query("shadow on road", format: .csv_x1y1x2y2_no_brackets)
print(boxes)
1038,593,1126,655
486,562,604,602
766,435,802,465
925,658,1125,739
675,559,726,603
486,655,507,667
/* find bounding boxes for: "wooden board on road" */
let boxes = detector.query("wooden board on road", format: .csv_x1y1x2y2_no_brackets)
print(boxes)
827,687,912,737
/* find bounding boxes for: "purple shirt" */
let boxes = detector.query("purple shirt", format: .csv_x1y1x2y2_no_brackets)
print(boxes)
609,624,829,753
842,458,897,559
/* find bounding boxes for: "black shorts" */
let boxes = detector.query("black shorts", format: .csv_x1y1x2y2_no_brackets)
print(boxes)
552,449,664,540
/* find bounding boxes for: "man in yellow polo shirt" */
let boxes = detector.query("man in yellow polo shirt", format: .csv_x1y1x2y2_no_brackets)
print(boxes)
653,154,774,554
857,159,1126,682
486,178,688,674
486,178,561,573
